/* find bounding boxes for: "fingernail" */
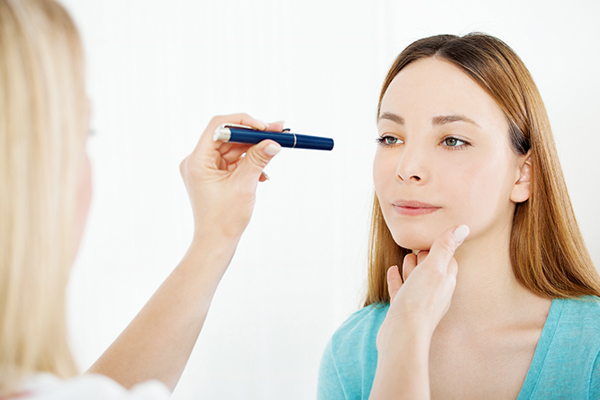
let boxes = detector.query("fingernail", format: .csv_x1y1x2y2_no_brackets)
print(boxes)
264,143,281,156
256,120,269,130
262,171,270,181
453,225,470,244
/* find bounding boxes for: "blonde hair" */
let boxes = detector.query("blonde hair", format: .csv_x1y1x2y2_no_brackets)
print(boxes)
0,0,86,393
365,33,600,306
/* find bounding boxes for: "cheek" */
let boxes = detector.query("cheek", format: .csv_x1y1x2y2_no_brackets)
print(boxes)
373,151,395,197
443,153,516,232
372,146,517,250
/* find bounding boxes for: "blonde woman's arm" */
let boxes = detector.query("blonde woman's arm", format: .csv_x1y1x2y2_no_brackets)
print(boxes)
88,114,283,391
369,226,469,400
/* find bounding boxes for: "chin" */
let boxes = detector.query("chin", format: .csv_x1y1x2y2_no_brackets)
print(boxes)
390,229,435,251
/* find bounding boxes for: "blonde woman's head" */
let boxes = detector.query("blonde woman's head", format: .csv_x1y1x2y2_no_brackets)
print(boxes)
0,0,89,393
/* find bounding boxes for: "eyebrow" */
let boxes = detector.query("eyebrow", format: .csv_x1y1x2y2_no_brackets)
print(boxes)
432,114,479,127
378,112,404,125
378,112,480,128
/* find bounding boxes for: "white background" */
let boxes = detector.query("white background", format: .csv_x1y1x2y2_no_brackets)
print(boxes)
61,1,600,399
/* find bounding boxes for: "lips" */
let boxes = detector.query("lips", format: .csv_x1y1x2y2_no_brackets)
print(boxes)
392,200,441,216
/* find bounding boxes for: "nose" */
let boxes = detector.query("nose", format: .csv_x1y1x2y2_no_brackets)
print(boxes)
395,145,428,184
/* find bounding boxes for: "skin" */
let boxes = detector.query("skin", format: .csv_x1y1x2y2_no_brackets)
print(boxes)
73,114,283,391
369,58,552,400
74,150,92,259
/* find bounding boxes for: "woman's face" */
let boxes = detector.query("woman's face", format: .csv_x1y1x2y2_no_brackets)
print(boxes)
374,57,529,251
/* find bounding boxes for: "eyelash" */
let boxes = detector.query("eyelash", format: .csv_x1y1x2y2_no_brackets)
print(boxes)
375,136,400,146
440,136,470,150
376,135,471,150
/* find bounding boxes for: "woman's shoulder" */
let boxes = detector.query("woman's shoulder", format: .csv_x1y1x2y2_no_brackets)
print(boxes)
318,304,389,397
328,303,390,350
20,373,170,400
547,296,600,356
556,295,600,329
520,296,600,398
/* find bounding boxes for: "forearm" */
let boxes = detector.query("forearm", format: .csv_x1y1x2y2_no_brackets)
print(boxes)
88,233,238,391
369,328,431,400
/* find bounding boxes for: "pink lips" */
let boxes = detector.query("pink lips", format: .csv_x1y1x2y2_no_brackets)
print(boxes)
392,200,441,216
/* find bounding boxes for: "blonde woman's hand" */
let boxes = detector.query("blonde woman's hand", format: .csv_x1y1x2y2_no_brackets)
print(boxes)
179,114,283,242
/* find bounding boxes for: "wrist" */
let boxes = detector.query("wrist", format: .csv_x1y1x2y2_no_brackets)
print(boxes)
192,215,250,243
377,321,431,360
371,329,431,400
192,227,242,250
180,231,241,282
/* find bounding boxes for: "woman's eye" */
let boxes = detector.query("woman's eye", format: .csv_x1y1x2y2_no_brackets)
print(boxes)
441,136,468,148
377,135,403,146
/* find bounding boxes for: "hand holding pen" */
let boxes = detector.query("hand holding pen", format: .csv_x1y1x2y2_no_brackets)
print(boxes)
214,123,334,151
96,114,333,389
93,116,284,388
179,113,284,242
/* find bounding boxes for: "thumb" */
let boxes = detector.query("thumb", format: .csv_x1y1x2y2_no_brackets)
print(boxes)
427,224,470,269
234,140,282,183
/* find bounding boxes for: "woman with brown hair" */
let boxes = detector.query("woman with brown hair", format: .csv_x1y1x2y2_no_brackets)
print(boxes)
318,33,600,399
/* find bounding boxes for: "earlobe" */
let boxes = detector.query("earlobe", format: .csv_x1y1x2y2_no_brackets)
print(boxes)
510,155,531,203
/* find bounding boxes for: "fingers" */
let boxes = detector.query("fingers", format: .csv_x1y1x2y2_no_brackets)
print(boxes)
266,120,285,132
194,113,270,156
416,250,428,265
259,172,269,182
232,140,282,184
386,266,402,303
218,145,252,171
184,114,285,181
426,225,469,271
216,119,284,176
399,225,467,284
402,253,417,282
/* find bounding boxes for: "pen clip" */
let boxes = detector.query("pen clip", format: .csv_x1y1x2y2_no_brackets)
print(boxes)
220,123,254,130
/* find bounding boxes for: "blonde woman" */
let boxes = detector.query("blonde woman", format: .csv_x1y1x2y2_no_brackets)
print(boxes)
0,0,284,397
318,34,600,399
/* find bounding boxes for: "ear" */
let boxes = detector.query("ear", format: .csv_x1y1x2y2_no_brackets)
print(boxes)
510,151,531,203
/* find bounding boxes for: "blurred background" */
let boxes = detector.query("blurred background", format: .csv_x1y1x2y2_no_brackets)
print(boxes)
61,0,600,398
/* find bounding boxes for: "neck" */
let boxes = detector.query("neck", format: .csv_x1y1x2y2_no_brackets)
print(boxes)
437,224,550,332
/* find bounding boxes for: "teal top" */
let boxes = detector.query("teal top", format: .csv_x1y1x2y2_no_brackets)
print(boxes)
317,296,600,399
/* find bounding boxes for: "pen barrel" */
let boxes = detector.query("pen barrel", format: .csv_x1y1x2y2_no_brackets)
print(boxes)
229,129,295,147
228,128,334,151
294,133,334,151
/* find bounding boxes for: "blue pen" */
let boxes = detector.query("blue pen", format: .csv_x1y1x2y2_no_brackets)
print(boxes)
213,123,334,151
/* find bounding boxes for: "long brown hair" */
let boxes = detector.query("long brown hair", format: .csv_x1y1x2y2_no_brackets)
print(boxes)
365,33,600,306
0,0,86,393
